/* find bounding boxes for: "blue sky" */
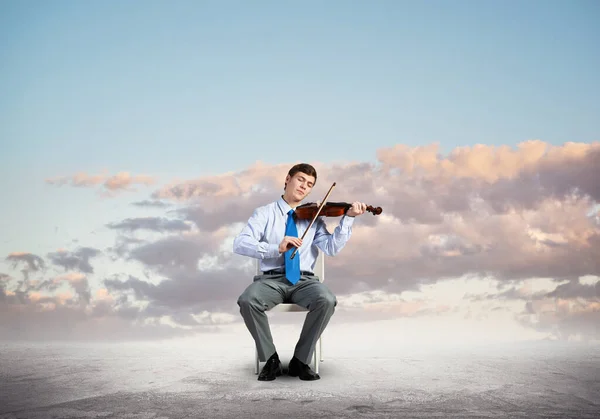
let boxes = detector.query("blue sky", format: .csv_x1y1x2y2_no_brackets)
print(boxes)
0,0,599,342
2,0,598,176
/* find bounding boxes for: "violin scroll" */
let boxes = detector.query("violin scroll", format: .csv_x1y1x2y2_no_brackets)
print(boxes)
365,205,383,215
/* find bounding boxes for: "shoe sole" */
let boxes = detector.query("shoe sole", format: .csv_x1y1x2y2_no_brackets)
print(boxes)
258,367,282,381
288,369,320,380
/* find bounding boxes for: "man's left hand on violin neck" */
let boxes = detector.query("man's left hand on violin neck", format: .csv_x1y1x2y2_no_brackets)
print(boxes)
345,202,367,217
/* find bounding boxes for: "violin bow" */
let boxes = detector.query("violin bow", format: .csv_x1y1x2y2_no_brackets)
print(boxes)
290,182,336,260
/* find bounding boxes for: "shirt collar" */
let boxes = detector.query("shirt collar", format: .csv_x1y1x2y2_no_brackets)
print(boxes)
277,195,293,216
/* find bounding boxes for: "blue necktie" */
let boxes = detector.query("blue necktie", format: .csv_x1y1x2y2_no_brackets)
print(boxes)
284,209,301,285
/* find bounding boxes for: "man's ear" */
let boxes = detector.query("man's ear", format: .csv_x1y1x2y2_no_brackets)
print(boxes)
284,174,290,189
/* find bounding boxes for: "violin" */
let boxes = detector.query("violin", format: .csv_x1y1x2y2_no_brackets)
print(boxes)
289,181,382,260
295,201,383,219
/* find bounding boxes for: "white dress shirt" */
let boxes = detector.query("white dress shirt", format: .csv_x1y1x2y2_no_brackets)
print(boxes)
233,196,355,273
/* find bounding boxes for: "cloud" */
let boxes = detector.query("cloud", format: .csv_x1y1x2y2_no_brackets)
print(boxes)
47,247,101,274
98,223,252,323
103,272,240,324
103,141,600,338
0,265,232,341
46,171,156,196
0,273,12,302
53,272,92,305
6,252,46,281
104,172,155,191
45,172,106,187
376,141,599,189
175,192,274,232
106,217,192,233
125,232,227,271
6,252,45,272
0,296,199,341
519,297,600,342
4,141,600,342
104,222,250,309
151,161,291,202
545,278,600,299
131,200,171,208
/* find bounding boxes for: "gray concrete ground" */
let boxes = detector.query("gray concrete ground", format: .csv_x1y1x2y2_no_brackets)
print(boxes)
1,333,599,419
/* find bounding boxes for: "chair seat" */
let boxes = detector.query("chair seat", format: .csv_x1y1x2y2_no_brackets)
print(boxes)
269,303,307,312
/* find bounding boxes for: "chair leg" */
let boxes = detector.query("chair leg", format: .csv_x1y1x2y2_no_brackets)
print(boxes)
314,340,319,374
319,335,324,362
255,347,259,374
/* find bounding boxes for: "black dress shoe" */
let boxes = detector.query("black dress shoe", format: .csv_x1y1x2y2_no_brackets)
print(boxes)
288,356,320,381
258,352,282,381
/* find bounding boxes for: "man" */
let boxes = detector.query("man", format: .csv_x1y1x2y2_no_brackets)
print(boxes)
233,163,366,381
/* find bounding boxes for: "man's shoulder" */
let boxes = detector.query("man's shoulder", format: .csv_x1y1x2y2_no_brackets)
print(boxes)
252,200,279,216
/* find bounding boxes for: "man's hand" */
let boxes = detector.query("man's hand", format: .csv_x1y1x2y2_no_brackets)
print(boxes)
279,236,302,253
346,201,367,217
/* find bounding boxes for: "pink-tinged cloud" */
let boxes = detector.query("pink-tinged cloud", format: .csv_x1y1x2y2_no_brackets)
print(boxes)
46,171,156,195
53,272,92,304
104,172,155,190
151,161,291,201
376,140,598,184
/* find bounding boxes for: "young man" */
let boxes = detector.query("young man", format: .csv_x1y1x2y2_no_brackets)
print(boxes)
233,163,366,381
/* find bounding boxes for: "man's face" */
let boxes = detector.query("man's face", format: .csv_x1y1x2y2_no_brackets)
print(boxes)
285,171,315,202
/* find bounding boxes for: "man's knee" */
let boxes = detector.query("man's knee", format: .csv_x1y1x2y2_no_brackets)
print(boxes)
238,288,258,309
237,285,265,311
316,289,337,310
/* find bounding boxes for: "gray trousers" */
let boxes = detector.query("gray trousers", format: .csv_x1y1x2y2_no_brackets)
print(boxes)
237,273,337,365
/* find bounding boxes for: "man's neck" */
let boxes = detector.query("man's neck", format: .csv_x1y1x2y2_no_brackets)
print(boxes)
281,194,301,208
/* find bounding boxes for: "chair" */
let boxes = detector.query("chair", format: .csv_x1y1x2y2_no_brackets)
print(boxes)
254,251,325,374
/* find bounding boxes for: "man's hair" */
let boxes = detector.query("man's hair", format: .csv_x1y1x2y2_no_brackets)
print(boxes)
285,163,317,189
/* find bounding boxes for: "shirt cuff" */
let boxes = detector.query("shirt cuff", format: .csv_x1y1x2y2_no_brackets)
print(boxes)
259,243,279,259
340,215,355,229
